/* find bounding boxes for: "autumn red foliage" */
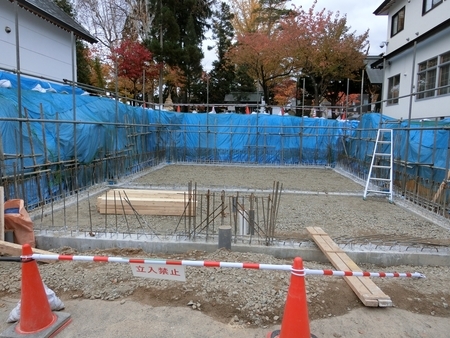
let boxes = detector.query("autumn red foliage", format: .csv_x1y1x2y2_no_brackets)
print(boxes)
110,40,158,97
228,0,369,106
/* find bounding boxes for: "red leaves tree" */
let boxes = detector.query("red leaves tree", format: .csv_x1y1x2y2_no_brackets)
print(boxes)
229,0,369,107
228,30,294,105
273,78,296,106
281,1,369,106
111,40,158,99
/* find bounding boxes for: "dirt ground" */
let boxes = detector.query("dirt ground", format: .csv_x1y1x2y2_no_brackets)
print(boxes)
1,164,450,337
2,295,449,338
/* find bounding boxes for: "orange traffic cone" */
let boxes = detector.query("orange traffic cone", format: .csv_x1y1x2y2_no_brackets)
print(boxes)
266,257,316,338
0,244,71,337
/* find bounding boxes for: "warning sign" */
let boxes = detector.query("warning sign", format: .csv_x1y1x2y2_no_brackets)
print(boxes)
130,263,186,282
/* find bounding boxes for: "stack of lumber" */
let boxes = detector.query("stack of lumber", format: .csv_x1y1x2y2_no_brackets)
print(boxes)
307,226,392,307
96,189,195,216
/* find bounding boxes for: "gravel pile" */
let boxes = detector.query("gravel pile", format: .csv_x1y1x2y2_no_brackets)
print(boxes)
1,248,449,326
2,164,449,326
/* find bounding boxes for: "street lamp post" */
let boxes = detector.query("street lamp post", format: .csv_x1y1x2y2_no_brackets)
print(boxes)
158,0,163,113
142,61,150,108
142,68,145,107
206,73,210,112
302,77,306,117
346,78,350,116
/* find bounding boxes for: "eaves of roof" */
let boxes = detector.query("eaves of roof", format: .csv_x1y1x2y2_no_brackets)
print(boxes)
10,0,97,43
374,0,397,15
370,18,450,69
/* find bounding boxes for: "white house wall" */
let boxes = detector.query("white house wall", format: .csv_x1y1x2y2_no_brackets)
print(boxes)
385,0,450,54
382,26,450,120
0,1,75,82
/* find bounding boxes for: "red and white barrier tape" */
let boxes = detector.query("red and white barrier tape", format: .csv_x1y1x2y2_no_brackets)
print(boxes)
293,268,424,278
26,253,425,278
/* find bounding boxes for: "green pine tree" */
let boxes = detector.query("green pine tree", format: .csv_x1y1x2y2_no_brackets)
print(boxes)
145,0,213,104
208,2,236,104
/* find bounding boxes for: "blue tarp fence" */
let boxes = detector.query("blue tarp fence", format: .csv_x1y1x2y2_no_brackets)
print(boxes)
0,86,358,173
1,71,450,207
347,113,450,190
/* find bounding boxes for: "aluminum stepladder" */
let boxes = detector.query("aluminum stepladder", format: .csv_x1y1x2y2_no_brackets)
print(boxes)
363,128,394,203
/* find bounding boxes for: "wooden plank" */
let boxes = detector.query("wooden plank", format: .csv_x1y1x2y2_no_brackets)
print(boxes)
97,198,189,205
325,253,383,302
307,227,392,308
432,170,450,203
97,204,185,210
97,210,186,216
96,205,191,216
99,194,187,200
96,189,197,216
0,240,56,263
318,236,344,252
97,204,186,211
306,226,328,235
327,252,389,306
105,189,187,198
97,200,187,207
97,206,186,212
109,189,187,195
311,235,343,253
332,252,389,301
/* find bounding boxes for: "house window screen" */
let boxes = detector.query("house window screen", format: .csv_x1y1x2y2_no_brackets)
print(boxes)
423,0,443,14
417,52,450,99
438,52,450,96
417,58,438,99
391,7,405,37
387,74,400,105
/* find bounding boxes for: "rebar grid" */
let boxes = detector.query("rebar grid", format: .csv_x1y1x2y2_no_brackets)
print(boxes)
1,112,450,222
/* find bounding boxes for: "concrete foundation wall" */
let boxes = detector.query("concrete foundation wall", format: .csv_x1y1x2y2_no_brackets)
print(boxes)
35,233,450,267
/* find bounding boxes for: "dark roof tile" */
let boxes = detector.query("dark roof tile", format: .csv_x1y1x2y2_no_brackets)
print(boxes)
11,0,97,43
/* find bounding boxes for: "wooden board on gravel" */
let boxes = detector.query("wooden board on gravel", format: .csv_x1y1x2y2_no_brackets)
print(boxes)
0,240,56,263
96,189,196,216
307,226,392,308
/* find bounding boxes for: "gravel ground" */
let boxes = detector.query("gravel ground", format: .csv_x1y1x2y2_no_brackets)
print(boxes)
1,164,450,336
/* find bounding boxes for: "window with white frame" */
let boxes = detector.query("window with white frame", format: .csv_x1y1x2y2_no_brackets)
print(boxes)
417,51,450,99
387,74,400,105
438,52,450,96
417,58,437,99
391,7,405,37
423,0,443,14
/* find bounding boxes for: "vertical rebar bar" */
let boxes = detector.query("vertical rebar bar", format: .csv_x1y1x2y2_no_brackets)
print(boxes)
206,190,210,241
193,182,197,236
221,190,225,227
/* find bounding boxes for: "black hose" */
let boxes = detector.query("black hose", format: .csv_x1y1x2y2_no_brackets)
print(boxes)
0,256,33,262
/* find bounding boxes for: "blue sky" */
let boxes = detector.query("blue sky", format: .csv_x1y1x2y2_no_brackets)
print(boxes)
293,0,388,54
202,0,388,69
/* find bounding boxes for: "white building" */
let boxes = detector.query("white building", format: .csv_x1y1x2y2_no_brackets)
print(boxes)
0,0,96,82
373,0,450,120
